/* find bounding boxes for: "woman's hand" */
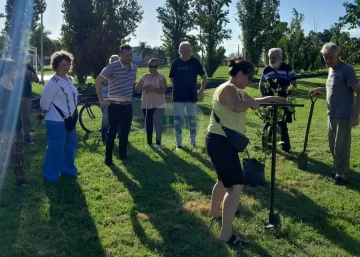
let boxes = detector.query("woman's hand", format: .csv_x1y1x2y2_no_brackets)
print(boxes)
250,99,260,110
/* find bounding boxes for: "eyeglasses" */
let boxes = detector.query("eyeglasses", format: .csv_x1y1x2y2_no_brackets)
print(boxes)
148,65,158,68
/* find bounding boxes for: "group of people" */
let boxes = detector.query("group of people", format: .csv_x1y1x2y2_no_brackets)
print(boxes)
0,40,359,246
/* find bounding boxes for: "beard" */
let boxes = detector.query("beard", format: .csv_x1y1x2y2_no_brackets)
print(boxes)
269,60,281,70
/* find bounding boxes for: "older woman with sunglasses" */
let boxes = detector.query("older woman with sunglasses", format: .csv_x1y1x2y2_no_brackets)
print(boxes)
135,59,166,148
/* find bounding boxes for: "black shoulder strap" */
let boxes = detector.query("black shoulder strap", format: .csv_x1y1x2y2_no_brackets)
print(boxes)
52,103,66,119
212,110,221,124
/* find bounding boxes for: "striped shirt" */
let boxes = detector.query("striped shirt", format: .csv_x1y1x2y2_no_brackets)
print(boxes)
260,62,296,97
100,60,137,101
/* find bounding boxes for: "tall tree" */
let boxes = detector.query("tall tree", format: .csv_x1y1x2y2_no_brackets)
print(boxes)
29,26,56,57
157,0,195,64
237,0,271,65
339,0,360,29
62,0,96,83
62,0,143,83
195,0,231,77
1,0,46,53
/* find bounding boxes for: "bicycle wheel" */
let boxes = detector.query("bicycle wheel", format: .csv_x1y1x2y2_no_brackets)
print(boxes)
79,102,102,133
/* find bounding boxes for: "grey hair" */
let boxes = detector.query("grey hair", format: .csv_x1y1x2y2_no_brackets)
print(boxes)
268,48,283,59
178,41,192,54
109,54,120,64
321,42,340,56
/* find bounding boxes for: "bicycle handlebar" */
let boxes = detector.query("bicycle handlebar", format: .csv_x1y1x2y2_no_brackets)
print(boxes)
78,82,93,94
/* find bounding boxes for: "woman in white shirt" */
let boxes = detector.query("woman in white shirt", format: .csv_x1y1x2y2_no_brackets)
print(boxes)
40,51,78,183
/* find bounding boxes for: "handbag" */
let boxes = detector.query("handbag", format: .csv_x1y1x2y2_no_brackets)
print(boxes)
52,103,78,131
212,110,249,152
242,150,266,187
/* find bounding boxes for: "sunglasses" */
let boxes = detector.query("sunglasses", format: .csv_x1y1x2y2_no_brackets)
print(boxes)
148,65,158,68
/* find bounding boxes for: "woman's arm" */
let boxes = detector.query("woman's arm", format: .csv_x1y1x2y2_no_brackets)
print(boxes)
243,91,286,104
40,81,58,111
220,86,258,113
135,79,145,92
146,78,167,94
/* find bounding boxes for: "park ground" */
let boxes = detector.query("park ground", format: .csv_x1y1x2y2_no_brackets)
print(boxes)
0,67,360,257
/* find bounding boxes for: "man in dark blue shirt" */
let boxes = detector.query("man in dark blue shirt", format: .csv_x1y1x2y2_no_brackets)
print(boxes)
14,49,40,144
169,41,207,150
259,48,297,152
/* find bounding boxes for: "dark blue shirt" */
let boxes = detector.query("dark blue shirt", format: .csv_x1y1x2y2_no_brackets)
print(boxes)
169,57,205,102
261,63,296,97
13,63,36,98
0,85,22,132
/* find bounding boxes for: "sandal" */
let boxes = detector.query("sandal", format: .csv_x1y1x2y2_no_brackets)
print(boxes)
223,234,250,246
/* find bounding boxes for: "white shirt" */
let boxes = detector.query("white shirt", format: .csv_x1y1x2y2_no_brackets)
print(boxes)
40,75,78,122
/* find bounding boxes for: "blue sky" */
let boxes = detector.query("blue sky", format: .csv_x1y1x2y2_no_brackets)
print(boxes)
0,0,358,55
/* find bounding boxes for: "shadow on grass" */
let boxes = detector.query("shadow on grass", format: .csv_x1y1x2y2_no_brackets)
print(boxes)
246,185,360,256
279,150,360,192
44,178,106,257
111,143,272,257
0,128,105,257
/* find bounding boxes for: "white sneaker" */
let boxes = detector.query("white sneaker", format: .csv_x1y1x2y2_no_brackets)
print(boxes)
155,144,161,149
176,145,183,151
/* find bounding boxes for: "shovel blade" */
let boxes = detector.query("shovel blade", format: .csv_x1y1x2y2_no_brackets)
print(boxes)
298,153,308,170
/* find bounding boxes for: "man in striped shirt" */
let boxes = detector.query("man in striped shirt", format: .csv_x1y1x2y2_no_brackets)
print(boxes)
259,48,297,152
95,44,137,165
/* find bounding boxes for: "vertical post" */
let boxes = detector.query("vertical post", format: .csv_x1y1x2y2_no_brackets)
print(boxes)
269,106,277,221
40,12,44,84
238,44,240,59
34,47,38,74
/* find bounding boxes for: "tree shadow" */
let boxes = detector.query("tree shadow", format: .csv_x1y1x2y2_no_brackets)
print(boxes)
111,143,272,257
246,185,360,256
279,150,360,192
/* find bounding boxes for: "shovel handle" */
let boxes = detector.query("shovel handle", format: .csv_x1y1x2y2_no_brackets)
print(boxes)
311,94,318,103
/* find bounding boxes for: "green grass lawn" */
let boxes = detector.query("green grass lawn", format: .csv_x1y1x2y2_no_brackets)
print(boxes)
1,75,360,257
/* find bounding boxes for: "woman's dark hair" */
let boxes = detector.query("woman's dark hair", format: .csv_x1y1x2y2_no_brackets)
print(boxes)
0,58,16,78
228,59,256,77
50,50,74,71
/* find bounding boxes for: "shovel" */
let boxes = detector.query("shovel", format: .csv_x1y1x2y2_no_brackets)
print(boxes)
298,95,318,170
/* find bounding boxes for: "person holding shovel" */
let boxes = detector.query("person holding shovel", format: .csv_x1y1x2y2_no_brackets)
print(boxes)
259,48,297,152
309,42,360,186
206,59,286,246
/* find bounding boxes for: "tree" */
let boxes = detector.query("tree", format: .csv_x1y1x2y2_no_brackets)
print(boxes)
61,0,96,83
0,33,10,54
29,26,56,57
1,0,46,52
195,0,231,77
62,0,143,83
237,0,278,65
134,42,153,66
339,0,360,29
157,0,195,64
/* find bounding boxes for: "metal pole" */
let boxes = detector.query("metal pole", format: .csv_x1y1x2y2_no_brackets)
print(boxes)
269,106,277,218
40,12,44,84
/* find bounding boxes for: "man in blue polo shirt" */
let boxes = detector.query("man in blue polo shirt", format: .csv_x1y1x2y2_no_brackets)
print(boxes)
95,44,137,165
259,48,297,152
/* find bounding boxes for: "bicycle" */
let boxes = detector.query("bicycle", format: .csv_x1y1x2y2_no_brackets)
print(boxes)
77,83,102,133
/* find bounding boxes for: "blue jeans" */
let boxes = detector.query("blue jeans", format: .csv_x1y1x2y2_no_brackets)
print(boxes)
173,102,197,146
43,120,77,182
101,104,109,142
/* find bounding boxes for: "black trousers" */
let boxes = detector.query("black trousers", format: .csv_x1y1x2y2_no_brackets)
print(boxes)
105,103,132,161
142,108,165,145
263,120,291,152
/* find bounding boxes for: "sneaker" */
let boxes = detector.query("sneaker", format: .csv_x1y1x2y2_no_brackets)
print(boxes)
176,145,183,151
31,128,35,132
154,144,161,149
24,139,35,145
334,175,348,186
331,170,336,178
